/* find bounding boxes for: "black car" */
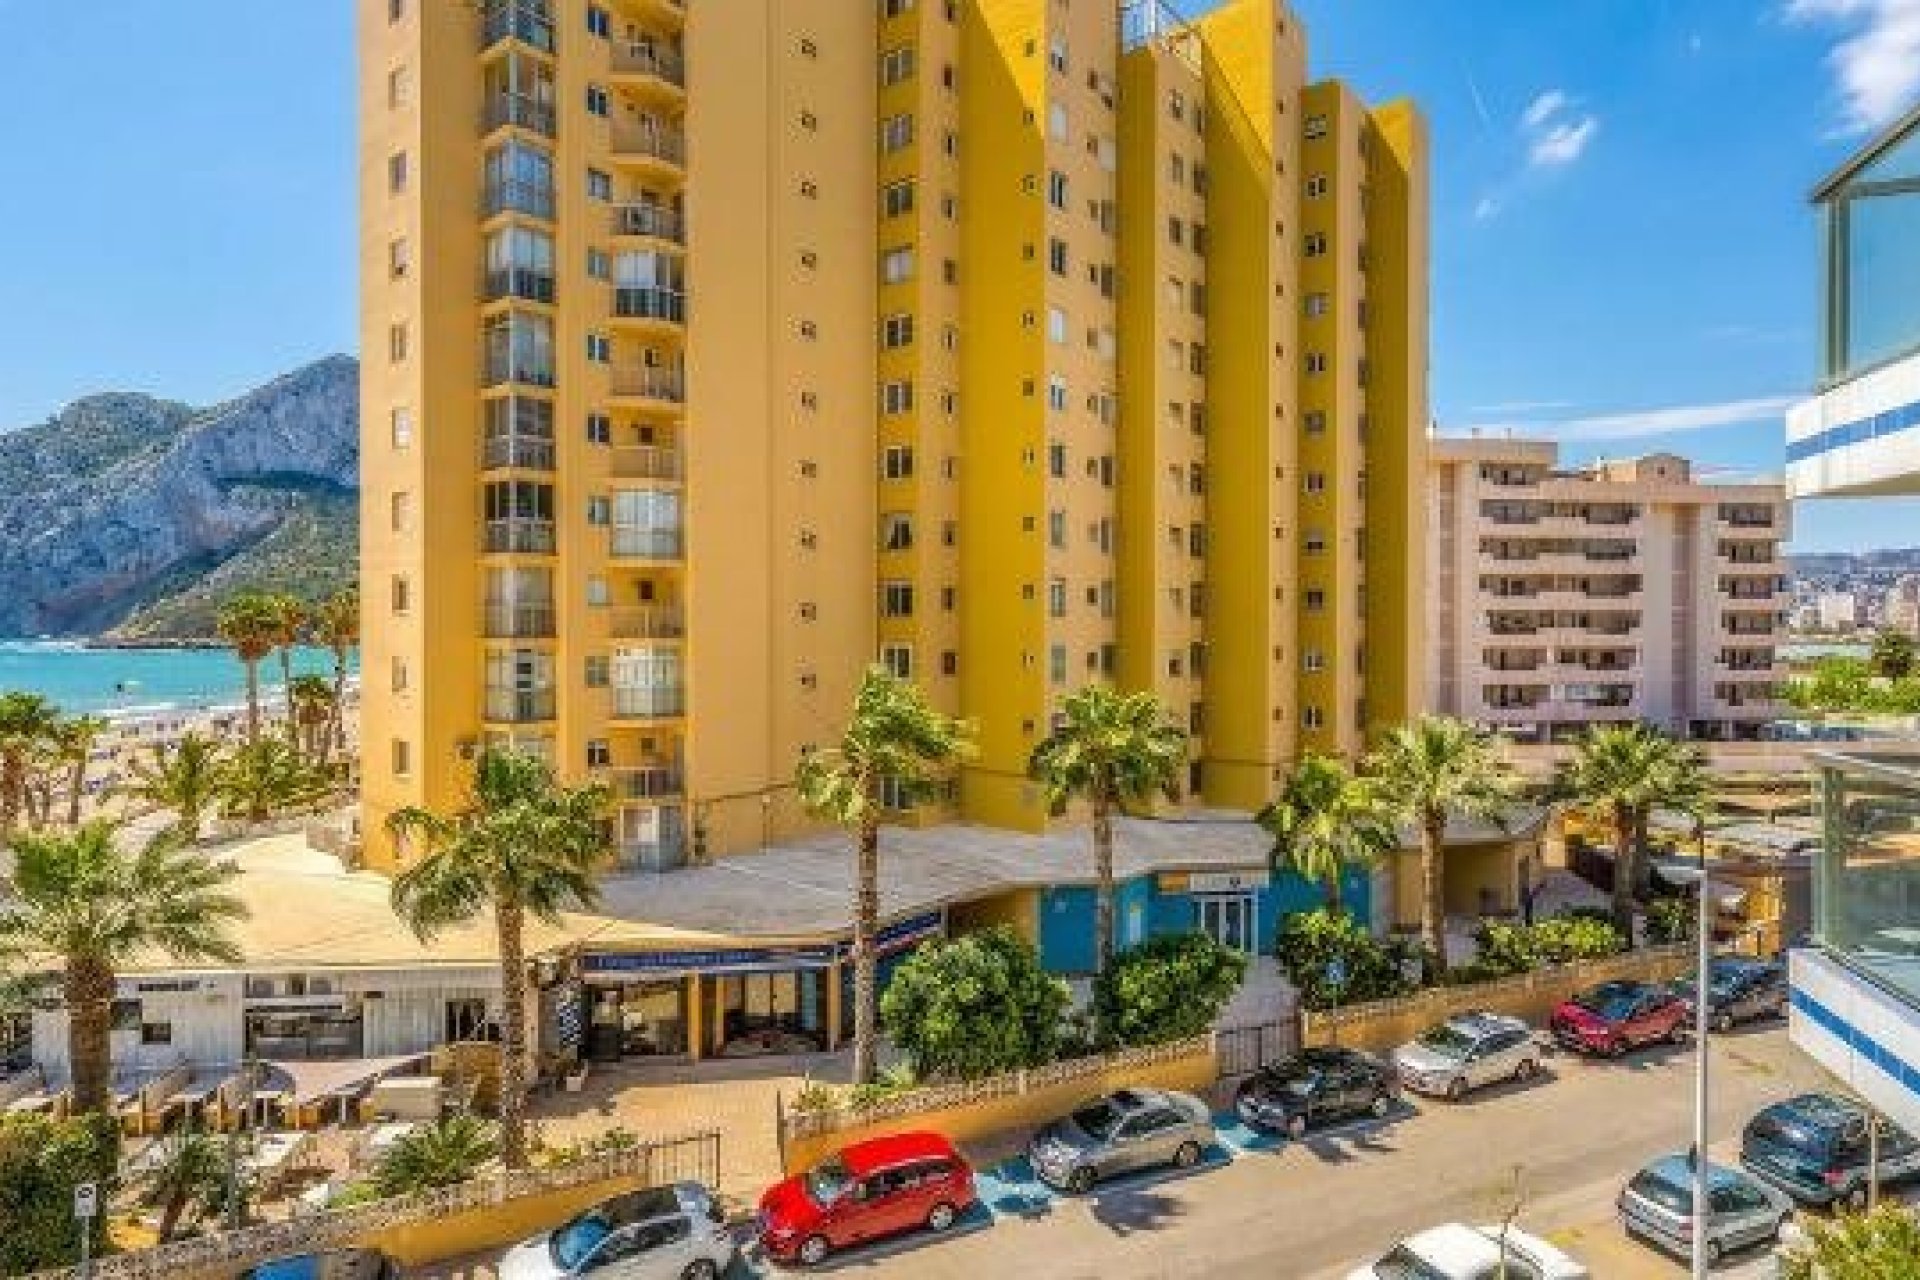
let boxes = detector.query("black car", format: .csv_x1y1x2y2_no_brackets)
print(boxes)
1741,1092,1920,1211
1672,957,1788,1034
1232,1046,1396,1138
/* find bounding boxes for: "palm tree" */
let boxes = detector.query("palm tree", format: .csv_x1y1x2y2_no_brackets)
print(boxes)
1257,753,1398,916
120,732,226,844
1365,716,1520,973
265,594,310,746
1557,724,1710,941
286,675,336,764
388,747,609,1170
0,821,245,1113
0,692,60,842
312,587,359,763
216,738,327,825
371,1112,499,1196
1028,684,1187,980
796,668,973,1084
52,715,108,828
216,593,284,748
142,1128,227,1240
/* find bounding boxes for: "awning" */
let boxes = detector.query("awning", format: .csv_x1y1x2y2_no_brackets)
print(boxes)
1649,861,1750,913
264,1053,429,1107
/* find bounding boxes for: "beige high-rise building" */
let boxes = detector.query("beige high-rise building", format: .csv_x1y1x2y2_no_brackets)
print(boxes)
1428,439,1788,743
358,0,1429,871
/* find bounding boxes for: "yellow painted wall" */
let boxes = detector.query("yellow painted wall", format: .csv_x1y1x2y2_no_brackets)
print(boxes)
947,888,1041,946
362,1169,648,1267
1388,839,1530,930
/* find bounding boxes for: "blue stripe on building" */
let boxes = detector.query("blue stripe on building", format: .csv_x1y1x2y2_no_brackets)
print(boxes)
1791,985,1920,1104
1787,395,1920,464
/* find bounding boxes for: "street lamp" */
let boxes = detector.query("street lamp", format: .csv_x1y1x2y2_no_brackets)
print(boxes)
1690,815,1711,1279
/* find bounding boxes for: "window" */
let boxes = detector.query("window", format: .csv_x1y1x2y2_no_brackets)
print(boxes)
1304,231,1328,257
1047,306,1068,345
390,407,413,448
141,1022,173,1047
1303,706,1325,730
881,380,914,415
1048,510,1067,548
883,445,915,479
1304,409,1327,435
881,113,915,152
1304,529,1327,553
881,581,915,616
391,656,409,692
387,151,408,193
1047,170,1068,209
586,5,610,37
1304,588,1326,611
881,514,914,551
388,322,408,363
1303,649,1326,673
391,575,411,615
1305,352,1328,374
1305,113,1329,140
586,413,611,444
881,313,914,348
392,739,413,778
1046,376,1068,411
882,246,915,283
388,0,404,21
1304,471,1326,494
881,644,913,678
1048,579,1067,618
1306,173,1328,198
883,178,915,218
881,45,916,84
1304,292,1329,318
586,84,609,116
390,491,413,533
1049,645,1068,685
1047,442,1066,478
387,65,412,109
883,0,915,15
1048,238,1068,275
1048,102,1068,140
586,333,611,363
587,168,613,201
585,656,610,688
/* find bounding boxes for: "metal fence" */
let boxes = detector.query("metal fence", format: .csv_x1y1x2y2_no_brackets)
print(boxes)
1214,1020,1297,1079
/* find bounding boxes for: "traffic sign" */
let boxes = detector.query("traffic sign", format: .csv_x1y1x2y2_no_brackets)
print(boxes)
73,1182,98,1220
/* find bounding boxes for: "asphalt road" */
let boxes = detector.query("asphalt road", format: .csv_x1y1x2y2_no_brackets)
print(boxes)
445,1024,1839,1279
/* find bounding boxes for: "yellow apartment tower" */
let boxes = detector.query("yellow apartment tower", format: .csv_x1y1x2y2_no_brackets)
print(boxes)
358,0,1427,870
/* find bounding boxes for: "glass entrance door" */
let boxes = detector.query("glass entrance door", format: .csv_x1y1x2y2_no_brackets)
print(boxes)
1195,893,1256,953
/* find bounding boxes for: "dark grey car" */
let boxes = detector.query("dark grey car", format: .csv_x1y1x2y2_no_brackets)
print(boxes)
1671,958,1788,1034
1027,1087,1215,1193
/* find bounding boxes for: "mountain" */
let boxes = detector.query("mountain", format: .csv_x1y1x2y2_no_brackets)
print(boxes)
0,356,359,640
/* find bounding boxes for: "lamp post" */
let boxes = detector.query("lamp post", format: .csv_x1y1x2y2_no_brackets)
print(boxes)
1690,816,1711,1279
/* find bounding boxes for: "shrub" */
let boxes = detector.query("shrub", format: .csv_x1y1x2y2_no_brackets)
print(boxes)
880,926,1069,1080
1472,914,1624,978
1644,896,1695,945
1275,908,1418,1010
1096,931,1248,1045
0,1112,120,1273
1779,1202,1920,1280
371,1113,498,1197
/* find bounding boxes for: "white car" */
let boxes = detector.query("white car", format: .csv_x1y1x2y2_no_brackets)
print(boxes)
498,1181,736,1280
1349,1222,1590,1279
1392,1011,1542,1100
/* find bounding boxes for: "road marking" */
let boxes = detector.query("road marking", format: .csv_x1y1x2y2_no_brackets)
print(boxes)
974,1146,1236,1220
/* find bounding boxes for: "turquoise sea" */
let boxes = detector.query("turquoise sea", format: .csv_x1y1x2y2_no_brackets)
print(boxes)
0,640,355,717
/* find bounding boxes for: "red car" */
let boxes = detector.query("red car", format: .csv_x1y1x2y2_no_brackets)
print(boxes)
1550,979,1688,1056
757,1131,975,1267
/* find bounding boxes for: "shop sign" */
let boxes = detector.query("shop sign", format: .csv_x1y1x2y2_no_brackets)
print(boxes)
583,945,835,976
1186,870,1271,894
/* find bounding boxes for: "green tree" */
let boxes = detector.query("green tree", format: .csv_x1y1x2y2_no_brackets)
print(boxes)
216,592,285,748
880,927,1069,1081
1274,907,1418,1010
286,674,336,764
1871,629,1919,681
0,691,59,842
388,747,609,1170
1793,656,1875,713
312,587,359,763
216,737,329,825
265,593,310,746
1779,1202,1920,1280
0,1112,120,1272
0,821,244,1113
51,714,108,829
1094,931,1247,1047
1556,724,1709,941
370,1113,499,1197
1028,685,1187,982
119,732,225,844
141,1128,226,1240
1472,914,1623,978
1257,754,1398,916
1365,716,1520,972
796,668,974,1084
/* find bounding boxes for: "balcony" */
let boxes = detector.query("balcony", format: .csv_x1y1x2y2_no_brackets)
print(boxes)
610,527,683,560
611,42,686,90
483,179,556,222
482,0,555,54
482,355,556,391
482,433,556,472
611,445,682,481
483,517,556,554
609,604,684,640
484,266,556,306
484,688,557,723
611,203,684,244
483,92,556,138
609,121,686,173
600,765,684,801
613,286,686,325
609,365,685,405
483,601,556,638
615,834,687,874
612,685,686,720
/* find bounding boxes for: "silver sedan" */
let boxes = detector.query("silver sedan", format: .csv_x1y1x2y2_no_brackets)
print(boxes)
1027,1087,1216,1194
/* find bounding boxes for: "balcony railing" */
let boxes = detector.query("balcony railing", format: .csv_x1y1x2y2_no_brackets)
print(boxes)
609,122,686,166
601,765,684,800
482,0,555,53
615,835,687,874
611,43,686,86
482,356,556,390
483,601,557,638
484,266,556,305
485,688,558,723
611,445,681,481
484,179,556,221
483,92,556,137
609,604,685,639
482,433,556,471
483,517,556,554
612,203,684,243
612,686,686,719
610,527,683,559
613,286,686,323
610,366,685,402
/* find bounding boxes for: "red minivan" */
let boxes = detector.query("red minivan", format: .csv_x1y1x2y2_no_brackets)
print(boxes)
757,1131,976,1267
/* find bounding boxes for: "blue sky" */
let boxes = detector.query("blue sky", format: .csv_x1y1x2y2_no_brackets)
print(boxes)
1,1,1917,551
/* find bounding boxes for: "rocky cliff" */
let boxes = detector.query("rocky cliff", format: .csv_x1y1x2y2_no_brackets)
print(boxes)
0,355,359,638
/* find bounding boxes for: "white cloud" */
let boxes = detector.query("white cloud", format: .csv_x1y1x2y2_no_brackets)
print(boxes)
1461,394,1800,443
1785,0,1920,133
1529,116,1600,168
1472,195,1502,221
1520,90,1567,129
1467,399,1578,415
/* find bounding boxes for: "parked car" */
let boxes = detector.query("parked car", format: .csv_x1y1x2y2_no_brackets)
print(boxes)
1741,1091,1920,1211
241,1251,398,1280
1346,1222,1590,1279
1670,957,1788,1034
1234,1045,1398,1138
1027,1087,1215,1193
499,1181,734,1280
1392,1011,1542,1100
1617,1153,1792,1266
1549,980,1687,1056
757,1131,975,1267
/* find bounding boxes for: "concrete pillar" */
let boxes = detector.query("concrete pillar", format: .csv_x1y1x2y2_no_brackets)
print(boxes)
687,974,704,1062
826,961,843,1050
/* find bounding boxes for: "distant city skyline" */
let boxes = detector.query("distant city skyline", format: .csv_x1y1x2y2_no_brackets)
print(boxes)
3,1,1919,550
